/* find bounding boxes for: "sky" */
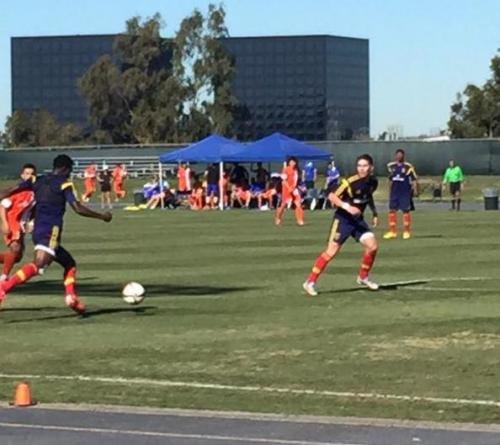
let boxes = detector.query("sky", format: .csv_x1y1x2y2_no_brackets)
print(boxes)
1,0,499,137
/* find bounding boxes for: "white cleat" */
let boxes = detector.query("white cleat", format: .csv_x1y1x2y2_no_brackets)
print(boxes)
356,276,379,291
302,281,318,296
0,274,7,281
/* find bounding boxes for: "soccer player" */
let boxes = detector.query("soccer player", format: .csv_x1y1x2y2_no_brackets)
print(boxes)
99,166,113,209
384,149,418,240
0,155,112,314
442,159,464,211
275,157,304,226
0,164,37,281
303,154,379,296
82,163,97,202
112,163,128,201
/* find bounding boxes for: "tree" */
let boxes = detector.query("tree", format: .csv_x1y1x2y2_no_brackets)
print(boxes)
80,14,183,144
173,3,236,140
2,109,84,148
449,52,500,138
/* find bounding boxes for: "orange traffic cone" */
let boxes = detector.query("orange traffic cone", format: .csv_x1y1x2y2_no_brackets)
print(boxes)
10,382,36,407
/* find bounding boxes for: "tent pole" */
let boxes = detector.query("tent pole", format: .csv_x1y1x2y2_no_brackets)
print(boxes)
158,161,164,210
219,161,224,211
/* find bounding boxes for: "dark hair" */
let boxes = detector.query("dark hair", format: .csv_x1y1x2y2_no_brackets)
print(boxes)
287,156,299,170
395,149,405,155
356,154,374,165
53,154,74,170
21,163,37,173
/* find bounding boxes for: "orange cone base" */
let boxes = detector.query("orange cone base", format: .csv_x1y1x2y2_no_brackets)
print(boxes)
9,382,36,407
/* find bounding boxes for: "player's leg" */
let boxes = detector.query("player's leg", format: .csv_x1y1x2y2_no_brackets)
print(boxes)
275,191,289,225
455,183,461,211
54,246,85,314
0,249,52,302
402,210,412,239
293,193,304,225
450,184,456,210
1,239,24,279
303,218,347,296
356,232,379,290
384,208,398,239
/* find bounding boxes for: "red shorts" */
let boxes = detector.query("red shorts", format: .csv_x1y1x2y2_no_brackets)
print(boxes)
282,188,300,203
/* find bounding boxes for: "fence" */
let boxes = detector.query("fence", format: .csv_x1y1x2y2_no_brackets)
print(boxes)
1,139,500,178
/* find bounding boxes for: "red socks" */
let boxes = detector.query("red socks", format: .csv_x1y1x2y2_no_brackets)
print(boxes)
64,267,77,296
388,211,397,233
403,212,411,232
359,251,377,280
3,263,39,293
307,252,333,283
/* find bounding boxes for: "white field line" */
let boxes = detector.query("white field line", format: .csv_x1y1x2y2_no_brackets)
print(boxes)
404,287,498,292
0,373,499,408
0,422,358,445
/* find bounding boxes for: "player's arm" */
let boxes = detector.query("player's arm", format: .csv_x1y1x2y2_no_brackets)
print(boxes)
0,202,10,235
367,195,378,227
410,166,419,196
0,183,30,201
328,180,360,216
70,201,112,222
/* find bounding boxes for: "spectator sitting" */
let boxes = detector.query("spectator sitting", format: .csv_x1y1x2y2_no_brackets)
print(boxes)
229,163,250,189
231,180,252,208
257,181,278,210
189,176,205,210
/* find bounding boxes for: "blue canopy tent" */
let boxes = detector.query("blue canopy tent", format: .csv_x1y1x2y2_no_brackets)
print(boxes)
226,132,332,162
159,134,244,210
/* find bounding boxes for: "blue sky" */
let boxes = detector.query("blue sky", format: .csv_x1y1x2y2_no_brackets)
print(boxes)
1,0,499,137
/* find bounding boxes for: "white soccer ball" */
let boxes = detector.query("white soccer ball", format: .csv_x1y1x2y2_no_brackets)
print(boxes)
122,282,145,305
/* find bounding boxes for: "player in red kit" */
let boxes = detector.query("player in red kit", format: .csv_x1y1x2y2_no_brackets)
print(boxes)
275,157,304,226
303,154,379,296
82,164,97,202
0,164,37,281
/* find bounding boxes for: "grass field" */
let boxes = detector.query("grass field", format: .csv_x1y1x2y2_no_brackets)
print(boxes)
1,203,500,424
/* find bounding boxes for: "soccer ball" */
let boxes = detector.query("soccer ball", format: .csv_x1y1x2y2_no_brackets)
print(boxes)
122,282,145,305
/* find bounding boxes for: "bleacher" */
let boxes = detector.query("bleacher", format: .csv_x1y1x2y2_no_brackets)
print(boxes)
65,156,176,178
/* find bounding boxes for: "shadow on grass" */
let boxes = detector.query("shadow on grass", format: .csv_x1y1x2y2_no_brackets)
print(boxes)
323,280,429,295
4,305,157,324
14,281,259,298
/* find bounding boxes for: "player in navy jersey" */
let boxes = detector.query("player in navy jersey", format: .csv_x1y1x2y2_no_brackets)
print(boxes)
0,155,112,314
303,154,380,296
384,149,418,240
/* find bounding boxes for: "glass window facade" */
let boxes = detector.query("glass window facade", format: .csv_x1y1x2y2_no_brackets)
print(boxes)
222,35,369,141
11,34,369,140
11,35,115,129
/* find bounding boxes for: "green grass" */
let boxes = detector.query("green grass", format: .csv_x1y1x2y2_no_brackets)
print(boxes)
1,205,500,423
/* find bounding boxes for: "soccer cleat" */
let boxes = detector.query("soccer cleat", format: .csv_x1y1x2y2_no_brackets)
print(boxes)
302,281,318,297
297,220,305,226
383,231,397,239
65,294,86,315
356,276,379,291
274,217,282,226
403,231,411,240
0,274,7,281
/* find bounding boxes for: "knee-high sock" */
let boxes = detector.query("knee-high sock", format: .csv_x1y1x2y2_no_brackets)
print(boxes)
388,211,397,233
64,266,77,296
359,251,377,280
451,199,456,210
403,212,411,232
2,251,19,276
2,263,39,293
307,252,333,284
456,198,461,211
